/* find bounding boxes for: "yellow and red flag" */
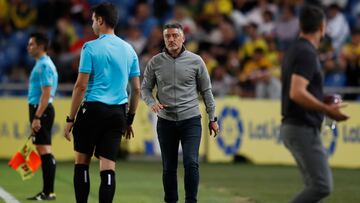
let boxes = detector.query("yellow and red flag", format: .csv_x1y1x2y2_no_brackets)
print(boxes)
8,135,41,180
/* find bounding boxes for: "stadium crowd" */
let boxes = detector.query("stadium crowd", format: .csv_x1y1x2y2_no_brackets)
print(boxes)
1,0,360,100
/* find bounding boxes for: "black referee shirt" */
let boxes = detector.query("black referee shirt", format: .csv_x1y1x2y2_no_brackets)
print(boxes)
281,37,324,128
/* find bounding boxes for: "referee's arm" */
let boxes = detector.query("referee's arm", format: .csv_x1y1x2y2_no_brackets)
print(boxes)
35,86,52,118
128,76,141,115
68,73,89,120
64,73,89,141
32,86,51,133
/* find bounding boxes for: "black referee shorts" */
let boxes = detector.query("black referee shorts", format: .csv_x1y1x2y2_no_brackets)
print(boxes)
72,102,127,161
29,103,55,145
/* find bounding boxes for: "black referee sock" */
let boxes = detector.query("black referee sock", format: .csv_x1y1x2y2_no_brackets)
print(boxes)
99,170,116,203
74,164,90,203
40,154,56,195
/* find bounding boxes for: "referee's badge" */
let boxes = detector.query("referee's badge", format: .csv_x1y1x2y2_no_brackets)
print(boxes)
82,108,86,114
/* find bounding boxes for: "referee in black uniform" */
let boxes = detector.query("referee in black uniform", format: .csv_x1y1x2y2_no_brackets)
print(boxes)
280,5,349,203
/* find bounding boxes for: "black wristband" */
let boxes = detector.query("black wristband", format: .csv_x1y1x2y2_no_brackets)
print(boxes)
127,113,135,125
66,116,75,123
208,117,217,128
34,115,41,120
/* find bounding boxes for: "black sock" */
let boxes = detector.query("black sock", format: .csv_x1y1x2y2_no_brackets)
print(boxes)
74,164,90,203
40,154,56,195
99,170,116,203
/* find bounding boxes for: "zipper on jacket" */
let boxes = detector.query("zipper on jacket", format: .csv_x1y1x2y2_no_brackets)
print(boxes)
173,59,178,120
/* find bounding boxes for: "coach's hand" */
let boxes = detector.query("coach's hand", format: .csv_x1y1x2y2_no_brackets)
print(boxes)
151,103,168,113
64,122,74,141
124,125,134,139
31,119,41,134
209,121,220,137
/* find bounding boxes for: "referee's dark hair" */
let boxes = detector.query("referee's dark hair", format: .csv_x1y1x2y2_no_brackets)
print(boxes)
299,5,325,34
92,3,118,29
30,32,49,51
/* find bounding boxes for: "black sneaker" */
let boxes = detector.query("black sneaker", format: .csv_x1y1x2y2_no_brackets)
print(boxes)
27,192,56,201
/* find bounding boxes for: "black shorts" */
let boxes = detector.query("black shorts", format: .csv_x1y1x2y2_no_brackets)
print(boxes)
72,102,127,161
29,103,55,145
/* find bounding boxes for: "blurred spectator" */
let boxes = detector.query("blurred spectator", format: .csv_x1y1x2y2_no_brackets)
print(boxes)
1,0,360,99
57,17,79,46
151,0,174,23
326,3,350,52
36,0,71,28
129,2,158,37
70,0,91,25
274,5,299,51
167,4,197,38
125,25,147,54
211,65,237,97
69,25,96,54
340,29,360,99
182,0,204,19
209,20,239,61
230,0,249,32
138,26,163,75
200,50,219,75
266,39,281,78
142,25,163,54
238,48,281,99
322,0,348,9
258,10,275,39
9,0,37,29
0,0,9,21
224,50,240,77
246,0,278,27
200,0,233,31
203,0,233,17
323,57,347,88
238,22,268,62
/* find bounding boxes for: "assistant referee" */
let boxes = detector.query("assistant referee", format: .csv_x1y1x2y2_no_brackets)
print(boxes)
64,3,141,203
27,32,58,201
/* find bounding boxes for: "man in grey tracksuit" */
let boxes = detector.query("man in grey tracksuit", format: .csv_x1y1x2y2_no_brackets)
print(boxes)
141,22,219,203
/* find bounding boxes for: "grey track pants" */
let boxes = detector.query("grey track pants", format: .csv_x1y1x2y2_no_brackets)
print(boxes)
280,124,333,203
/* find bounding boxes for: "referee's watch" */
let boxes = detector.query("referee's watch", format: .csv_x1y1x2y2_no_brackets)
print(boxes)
210,117,217,122
66,116,75,123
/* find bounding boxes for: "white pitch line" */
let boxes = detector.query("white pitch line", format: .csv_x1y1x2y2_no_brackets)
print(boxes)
0,187,20,203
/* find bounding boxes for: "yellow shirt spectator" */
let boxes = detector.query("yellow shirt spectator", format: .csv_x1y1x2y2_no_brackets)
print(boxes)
239,38,268,60
239,48,273,82
204,0,233,16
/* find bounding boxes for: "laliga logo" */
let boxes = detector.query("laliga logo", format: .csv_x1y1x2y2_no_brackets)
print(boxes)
217,107,244,155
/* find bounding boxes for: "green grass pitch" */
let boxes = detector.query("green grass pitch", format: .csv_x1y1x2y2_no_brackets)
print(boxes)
0,160,359,203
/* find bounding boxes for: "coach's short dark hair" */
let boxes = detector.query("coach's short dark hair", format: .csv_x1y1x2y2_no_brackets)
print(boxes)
299,5,325,34
163,22,184,32
30,32,49,51
92,3,118,28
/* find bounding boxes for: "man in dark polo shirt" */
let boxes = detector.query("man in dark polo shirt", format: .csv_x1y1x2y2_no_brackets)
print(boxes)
280,5,349,203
